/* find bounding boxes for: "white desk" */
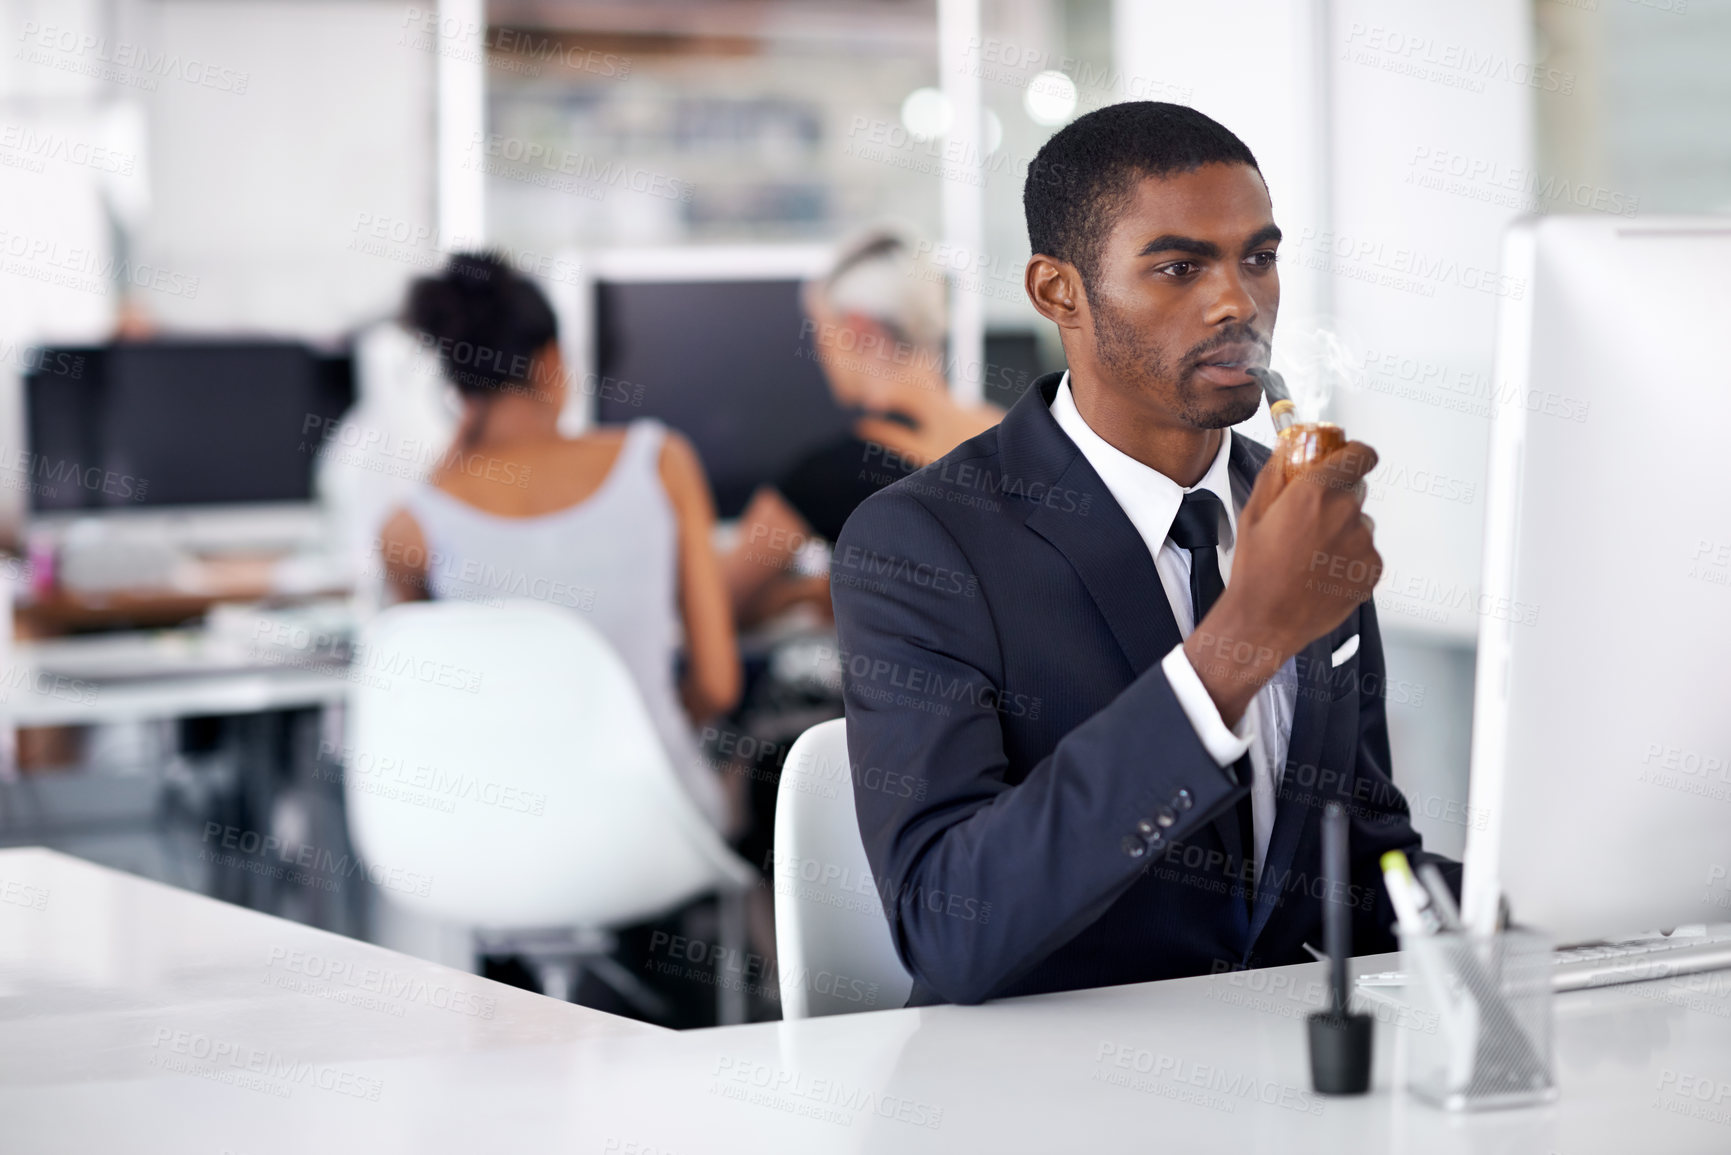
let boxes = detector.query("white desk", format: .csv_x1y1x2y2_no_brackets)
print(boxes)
6,848,1731,1154
4,631,353,728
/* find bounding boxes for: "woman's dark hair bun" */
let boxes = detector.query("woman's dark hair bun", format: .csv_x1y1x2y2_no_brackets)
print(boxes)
404,251,558,397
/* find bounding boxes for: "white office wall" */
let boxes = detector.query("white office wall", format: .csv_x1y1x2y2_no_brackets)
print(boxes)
1327,0,1533,648
1108,0,1332,456
0,0,130,542
1320,0,1534,857
1111,0,1333,353
131,0,435,337
0,0,435,540
0,0,124,344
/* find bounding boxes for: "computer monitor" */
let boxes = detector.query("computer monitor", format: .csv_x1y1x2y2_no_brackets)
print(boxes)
1461,217,1731,942
18,340,355,557
588,246,849,519
23,340,352,513
981,330,1054,410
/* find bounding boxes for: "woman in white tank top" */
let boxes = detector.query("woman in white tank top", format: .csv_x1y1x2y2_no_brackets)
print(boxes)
377,253,741,833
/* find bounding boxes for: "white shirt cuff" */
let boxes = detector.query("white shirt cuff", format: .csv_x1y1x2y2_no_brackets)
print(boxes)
1161,643,1256,768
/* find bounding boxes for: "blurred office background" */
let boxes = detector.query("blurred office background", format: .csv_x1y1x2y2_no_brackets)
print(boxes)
0,0,1725,1026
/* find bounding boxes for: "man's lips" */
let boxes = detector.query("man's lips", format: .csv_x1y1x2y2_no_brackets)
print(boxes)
1191,345,1264,386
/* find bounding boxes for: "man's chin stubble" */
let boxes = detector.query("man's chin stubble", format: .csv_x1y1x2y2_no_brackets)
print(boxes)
1177,381,1263,430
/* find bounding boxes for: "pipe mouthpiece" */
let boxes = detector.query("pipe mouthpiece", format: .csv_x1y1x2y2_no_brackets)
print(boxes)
1246,365,1290,404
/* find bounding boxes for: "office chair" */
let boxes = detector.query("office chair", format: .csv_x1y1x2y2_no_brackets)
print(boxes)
772,718,913,1018
343,600,757,1024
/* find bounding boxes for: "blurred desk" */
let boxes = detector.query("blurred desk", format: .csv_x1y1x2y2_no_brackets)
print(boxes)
17,555,349,634
20,590,266,633
2,624,355,868
5,630,352,728
6,850,1730,1153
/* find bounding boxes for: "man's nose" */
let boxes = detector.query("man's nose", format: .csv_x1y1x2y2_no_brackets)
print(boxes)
1203,266,1259,327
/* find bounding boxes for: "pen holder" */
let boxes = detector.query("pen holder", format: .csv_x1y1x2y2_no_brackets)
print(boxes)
1398,926,1557,1112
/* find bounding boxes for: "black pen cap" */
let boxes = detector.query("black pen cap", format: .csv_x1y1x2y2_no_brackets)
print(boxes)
1307,1010,1374,1095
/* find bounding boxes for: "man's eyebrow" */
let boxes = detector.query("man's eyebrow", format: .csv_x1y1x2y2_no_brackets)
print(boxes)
1135,234,1220,259
1242,224,1283,252
1132,225,1282,260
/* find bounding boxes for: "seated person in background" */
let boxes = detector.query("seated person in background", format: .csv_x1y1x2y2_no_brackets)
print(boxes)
724,228,1005,628
379,252,742,834
314,321,457,610
832,102,1457,1006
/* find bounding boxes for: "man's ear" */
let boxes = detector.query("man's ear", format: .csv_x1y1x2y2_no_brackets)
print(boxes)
1025,255,1085,331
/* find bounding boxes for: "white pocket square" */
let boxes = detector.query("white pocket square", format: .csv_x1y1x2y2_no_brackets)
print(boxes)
1330,635,1360,668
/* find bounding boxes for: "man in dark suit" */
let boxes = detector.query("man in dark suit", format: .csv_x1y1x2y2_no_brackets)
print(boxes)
829,101,1457,1007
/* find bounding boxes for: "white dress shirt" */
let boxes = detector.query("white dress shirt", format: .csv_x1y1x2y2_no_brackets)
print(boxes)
1050,372,1297,882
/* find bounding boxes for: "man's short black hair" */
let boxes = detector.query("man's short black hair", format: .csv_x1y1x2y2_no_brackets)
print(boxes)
1023,101,1261,292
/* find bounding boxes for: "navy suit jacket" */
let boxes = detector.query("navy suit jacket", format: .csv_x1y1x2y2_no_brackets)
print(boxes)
830,372,1457,1006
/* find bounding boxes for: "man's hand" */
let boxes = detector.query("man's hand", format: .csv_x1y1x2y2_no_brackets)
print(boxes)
1183,440,1382,725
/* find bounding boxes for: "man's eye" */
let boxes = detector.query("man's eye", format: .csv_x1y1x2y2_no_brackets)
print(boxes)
1246,250,1279,268
1158,261,1199,277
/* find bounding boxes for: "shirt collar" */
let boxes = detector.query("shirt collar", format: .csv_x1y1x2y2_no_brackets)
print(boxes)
1050,369,1238,551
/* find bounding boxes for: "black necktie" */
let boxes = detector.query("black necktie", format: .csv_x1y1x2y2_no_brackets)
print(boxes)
1168,490,1257,913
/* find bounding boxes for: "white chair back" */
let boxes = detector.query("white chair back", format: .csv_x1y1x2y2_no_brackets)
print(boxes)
772,718,913,1017
344,600,753,931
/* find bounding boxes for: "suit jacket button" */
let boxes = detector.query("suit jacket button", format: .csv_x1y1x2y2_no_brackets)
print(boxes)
1122,835,1146,858
1174,789,1194,811
1135,819,1156,838
1155,805,1177,827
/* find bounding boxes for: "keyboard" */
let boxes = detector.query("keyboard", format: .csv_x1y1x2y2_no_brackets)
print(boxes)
1550,934,1731,992
1356,932,1731,994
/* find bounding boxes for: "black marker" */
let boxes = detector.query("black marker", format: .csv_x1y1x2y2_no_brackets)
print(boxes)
1307,802,1373,1094
1324,803,1352,1015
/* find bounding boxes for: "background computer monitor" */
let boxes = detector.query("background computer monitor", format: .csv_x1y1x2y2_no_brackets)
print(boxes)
1462,216,1731,941
592,269,849,519
585,246,1058,520
24,340,354,513
978,330,1050,411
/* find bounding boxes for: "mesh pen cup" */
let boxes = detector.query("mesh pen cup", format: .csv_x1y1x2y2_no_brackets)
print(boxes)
1398,926,1557,1111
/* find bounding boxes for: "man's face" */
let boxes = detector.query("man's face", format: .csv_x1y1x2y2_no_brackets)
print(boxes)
1084,163,1280,430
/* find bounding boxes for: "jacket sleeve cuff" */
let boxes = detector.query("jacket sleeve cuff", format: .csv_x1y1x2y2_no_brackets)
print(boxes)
1160,643,1256,767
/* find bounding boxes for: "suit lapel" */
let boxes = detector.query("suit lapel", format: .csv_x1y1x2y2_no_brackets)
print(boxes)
1012,379,1231,867
1003,374,1185,678
1249,632,1336,943
1023,452,1182,678
1007,384,1285,885
1026,452,1249,878
1020,412,1356,944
